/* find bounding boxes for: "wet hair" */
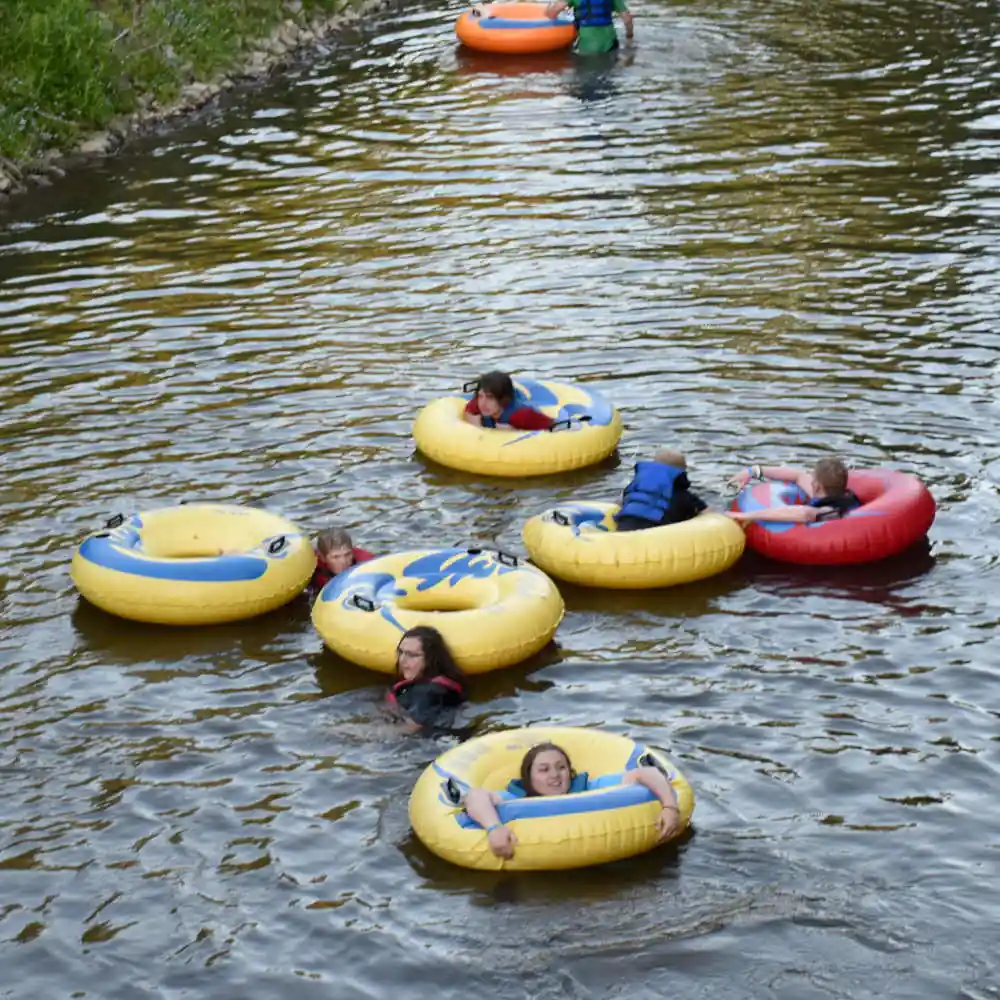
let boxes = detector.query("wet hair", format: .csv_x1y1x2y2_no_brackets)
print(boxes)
813,458,849,495
477,370,516,405
395,626,467,686
654,449,687,468
519,742,574,797
317,528,353,555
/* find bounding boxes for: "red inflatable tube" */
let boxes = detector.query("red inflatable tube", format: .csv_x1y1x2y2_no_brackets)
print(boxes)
731,470,936,566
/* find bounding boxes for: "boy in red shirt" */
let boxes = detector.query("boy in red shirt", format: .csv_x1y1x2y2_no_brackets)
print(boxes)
312,527,373,589
463,371,554,431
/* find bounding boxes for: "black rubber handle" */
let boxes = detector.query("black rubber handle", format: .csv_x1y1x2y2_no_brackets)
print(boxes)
549,415,592,432
445,778,463,804
267,536,287,556
552,510,571,527
462,379,480,393
104,513,125,529
352,594,377,612
639,750,671,779
467,547,517,567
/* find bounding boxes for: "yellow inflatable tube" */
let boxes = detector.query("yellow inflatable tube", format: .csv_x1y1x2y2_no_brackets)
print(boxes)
311,547,564,674
71,504,315,625
410,726,695,871
413,378,622,477
523,501,745,589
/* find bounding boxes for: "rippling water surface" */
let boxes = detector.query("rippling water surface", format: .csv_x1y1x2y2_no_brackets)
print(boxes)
2,0,1000,996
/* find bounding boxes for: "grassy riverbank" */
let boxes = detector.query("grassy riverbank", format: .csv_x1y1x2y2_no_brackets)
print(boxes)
0,0,356,163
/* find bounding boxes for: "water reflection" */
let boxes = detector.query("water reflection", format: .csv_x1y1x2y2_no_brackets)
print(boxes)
733,539,938,603
455,46,575,79
402,824,689,896
70,593,314,669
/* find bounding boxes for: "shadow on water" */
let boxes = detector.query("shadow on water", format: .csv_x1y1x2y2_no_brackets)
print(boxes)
411,446,624,491
730,538,938,607
69,591,315,668
454,45,575,79
311,647,389,696
558,563,749,617
549,537,936,620
399,824,693,900
471,642,565,697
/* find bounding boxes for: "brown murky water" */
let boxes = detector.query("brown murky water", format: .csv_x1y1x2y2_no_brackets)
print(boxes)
2,0,999,996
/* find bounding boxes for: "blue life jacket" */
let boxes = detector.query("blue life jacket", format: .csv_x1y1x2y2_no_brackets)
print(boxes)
502,771,624,799
574,0,614,28
617,462,686,523
481,389,527,428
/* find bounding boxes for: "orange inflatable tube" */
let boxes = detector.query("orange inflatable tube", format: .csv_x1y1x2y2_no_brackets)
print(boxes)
456,2,576,54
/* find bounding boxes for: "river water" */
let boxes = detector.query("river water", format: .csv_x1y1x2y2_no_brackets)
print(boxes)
2,0,999,996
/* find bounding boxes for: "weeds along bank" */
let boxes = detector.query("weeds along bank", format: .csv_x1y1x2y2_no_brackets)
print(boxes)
0,0,384,200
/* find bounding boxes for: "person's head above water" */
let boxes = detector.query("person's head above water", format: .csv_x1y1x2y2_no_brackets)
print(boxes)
316,527,355,575
395,626,467,686
653,449,687,469
811,458,849,498
519,742,574,797
474,370,516,421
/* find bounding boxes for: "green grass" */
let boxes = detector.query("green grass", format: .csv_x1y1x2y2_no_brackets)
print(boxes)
0,0,355,163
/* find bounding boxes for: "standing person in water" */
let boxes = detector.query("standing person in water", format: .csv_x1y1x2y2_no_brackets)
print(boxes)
312,527,374,589
726,457,861,524
387,626,468,733
544,0,634,54
463,371,555,431
464,742,679,859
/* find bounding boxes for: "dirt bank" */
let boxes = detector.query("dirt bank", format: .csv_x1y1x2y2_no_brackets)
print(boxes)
0,0,394,204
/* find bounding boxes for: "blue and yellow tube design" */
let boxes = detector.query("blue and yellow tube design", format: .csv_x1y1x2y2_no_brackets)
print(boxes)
409,726,695,871
413,378,622,477
71,504,315,625
311,547,564,674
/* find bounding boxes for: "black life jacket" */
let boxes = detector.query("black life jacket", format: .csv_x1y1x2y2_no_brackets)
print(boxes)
386,675,465,711
809,490,862,521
